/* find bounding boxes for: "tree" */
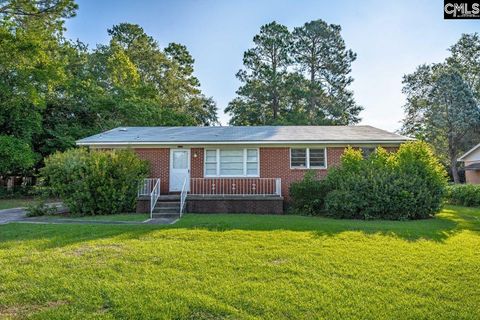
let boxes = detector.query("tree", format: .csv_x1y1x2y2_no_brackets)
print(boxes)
429,71,479,182
226,20,361,125
447,33,480,100
0,6,218,177
0,135,37,177
291,19,361,124
0,0,77,174
0,0,77,18
225,21,292,124
402,64,480,182
102,23,218,126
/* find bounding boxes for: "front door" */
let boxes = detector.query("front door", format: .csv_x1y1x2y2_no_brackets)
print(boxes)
169,149,190,192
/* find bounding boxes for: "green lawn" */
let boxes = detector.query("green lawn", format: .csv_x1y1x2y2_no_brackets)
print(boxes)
0,205,479,319
28,213,150,222
0,198,40,210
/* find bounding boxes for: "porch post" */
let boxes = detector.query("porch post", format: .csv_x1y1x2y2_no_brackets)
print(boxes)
275,178,282,197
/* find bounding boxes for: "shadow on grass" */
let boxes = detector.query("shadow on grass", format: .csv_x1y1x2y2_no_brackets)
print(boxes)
171,205,480,242
0,206,478,248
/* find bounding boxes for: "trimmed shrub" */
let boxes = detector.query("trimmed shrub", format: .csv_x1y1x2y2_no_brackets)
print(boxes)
26,200,57,217
289,170,328,215
324,141,447,220
446,184,480,207
40,148,149,215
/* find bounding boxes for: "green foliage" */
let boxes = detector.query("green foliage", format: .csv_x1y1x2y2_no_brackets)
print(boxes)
289,170,328,215
226,19,362,126
292,20,361,124
0,5,218,175
446,184,480,207
401,33,480,182
0,135,37,176
25,200,56,217
40,148,149,215
324,142,447,220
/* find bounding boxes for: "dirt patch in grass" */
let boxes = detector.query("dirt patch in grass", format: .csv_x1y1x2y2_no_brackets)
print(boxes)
69,243,124,256
0,301,68,318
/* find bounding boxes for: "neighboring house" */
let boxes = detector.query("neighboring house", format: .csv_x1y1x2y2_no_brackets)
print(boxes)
77,126,411,215
458,143,480,184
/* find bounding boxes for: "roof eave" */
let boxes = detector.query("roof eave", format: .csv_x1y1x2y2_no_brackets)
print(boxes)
76,139,412,146
458,142,480,161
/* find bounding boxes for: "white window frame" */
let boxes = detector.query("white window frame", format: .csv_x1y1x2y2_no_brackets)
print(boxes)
290,147,327,169
204,148,260,177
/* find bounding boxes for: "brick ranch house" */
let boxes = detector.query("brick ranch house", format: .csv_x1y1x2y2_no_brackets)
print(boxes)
77,126,411,216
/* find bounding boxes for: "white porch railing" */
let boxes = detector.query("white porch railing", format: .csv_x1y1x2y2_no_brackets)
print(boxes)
190,178,281,197
138,178,161,218
138,178,159,197
150,179,161,218
180,177,188,217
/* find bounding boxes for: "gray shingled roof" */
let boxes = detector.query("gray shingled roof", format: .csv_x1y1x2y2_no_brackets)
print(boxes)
76,126,412,145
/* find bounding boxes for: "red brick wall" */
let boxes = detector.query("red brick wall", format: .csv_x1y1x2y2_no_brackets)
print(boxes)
260,147,345,198
465,161,480,184
133,146,398,195
134,148,169,193
191,148,204,179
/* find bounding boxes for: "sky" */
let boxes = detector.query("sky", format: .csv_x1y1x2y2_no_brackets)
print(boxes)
65,0,479,132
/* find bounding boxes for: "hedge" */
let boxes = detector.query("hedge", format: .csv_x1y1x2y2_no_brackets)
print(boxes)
40,148,149,215
446,184,480,207
289,141,447,220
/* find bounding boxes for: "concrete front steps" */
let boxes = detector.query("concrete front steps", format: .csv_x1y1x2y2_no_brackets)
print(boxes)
152,195,181,219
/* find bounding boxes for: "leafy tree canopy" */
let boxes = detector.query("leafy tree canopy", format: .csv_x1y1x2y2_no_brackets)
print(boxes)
401,33,480,182
0,1,218,176
226,19,362,125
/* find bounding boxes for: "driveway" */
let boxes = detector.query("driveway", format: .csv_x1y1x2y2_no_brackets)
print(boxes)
0,206,177,225
0,207,27,224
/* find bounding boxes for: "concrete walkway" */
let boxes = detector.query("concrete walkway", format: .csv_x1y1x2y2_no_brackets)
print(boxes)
0,207,177,225
0,207,27,224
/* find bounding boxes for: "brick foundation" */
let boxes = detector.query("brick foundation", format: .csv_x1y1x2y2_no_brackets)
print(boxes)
136,196,150,213
187,196,284,214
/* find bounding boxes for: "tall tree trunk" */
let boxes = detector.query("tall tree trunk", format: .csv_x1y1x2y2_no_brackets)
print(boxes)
450,150,460,183
309,64,315,120
272,55,278,120
272,94,279,120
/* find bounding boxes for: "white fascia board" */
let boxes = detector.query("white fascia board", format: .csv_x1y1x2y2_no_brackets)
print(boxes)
458,143,480,161
76,140,410,147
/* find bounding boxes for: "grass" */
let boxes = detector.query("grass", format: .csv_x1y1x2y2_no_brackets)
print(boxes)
0,198,40,210
0,205,479,319
0,198,59,210
28,213,150,222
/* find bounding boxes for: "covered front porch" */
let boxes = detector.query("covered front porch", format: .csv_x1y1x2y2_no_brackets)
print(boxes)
137,177,284,218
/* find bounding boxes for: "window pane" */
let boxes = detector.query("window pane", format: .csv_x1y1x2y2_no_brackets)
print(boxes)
247,149,258,162
220,167,244,175
220,162,243,169
173,151,188,169
205,162,217,173
291,148,307,167
220,149,243,176
220,162,243,175
205,150,217,162
220,149,243,161
361,147,375,158
206,168,217,175
247,162,258,175
309,149,325,167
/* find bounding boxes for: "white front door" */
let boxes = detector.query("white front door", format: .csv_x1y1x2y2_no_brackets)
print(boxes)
169,149,190,192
